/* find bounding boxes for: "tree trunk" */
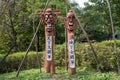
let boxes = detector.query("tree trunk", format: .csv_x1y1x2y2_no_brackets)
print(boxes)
8,9,17,51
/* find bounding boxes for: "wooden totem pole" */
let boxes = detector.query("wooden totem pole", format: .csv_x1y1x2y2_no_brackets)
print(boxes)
38,8,61,74
62,10,78,74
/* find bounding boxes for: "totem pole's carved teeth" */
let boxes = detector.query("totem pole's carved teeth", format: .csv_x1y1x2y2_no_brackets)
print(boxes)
47,24,52,27
70,30,73,32
69,22,74,26
48,30,52,32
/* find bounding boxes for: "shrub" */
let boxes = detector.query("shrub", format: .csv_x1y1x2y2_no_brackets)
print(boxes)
0,40,120,73
55,44,66,66
0,52,44,73
0,54,4,59
100,40,120,47
75,40,120,71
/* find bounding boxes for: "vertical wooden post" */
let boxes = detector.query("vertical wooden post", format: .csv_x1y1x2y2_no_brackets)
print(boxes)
38,8,61,74
62,10,78,74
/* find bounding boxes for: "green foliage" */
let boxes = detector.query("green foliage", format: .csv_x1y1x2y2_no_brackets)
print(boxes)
78,0,120,41
75,40,120,71
1,40,120,73
0,44,66,73
0,51,44,73
0,31,11,53
101,40,120,47
0,69,52,80
1,0,120,55
0,68,120,80
0,54,4,59
0,0,70,54
55,44,66,66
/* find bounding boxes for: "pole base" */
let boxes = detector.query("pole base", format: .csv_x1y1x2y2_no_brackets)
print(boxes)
45,61,55,74
68,68,76,75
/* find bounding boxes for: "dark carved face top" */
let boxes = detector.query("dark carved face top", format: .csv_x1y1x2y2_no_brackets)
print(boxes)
44,8,55,28
66,10,77,30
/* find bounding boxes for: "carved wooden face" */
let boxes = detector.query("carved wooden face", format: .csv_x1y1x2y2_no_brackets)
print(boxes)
44,8,56,28
38,8,61,32
66,10,77,30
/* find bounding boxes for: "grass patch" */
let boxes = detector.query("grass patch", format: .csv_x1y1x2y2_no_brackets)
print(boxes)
0,68,52,80
0,67,120,80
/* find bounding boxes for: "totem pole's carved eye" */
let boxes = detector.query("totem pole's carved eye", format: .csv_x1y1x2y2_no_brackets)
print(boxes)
45,15,48,18
72,16,75,19
49,15,52,18
68,16,71,19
